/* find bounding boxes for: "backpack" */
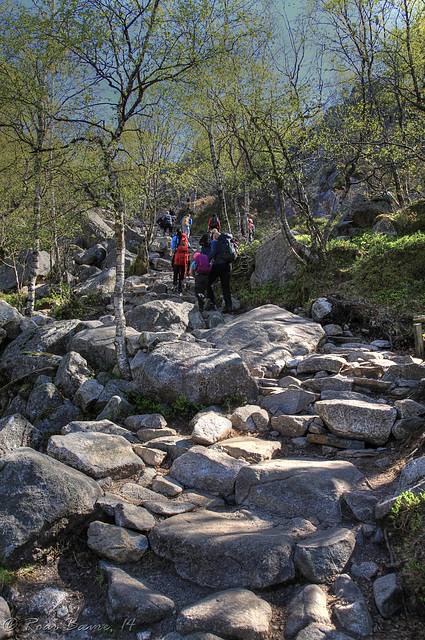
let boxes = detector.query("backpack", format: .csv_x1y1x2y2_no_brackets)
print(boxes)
209,215,219,229
199,232,211,247
182,215,190,226
174,233,189,266
194,253,211,274
215,233,237,264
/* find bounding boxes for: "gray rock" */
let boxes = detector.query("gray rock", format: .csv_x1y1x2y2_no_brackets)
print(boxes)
392,416,425,440
235,459,363,523
302,375,354,394
176,588,272,640
202,305,326,375
74,243,107,266
382,362,425,384
149,510,295,589
212,437,281,463
126,300,193,334
118,482,164,504
73,266,116,301
341,491,378,523
311,298,332,321
32,400,80,437
47,432,144,479
295,623,354,640
101,563,174,626
230,405,269,432
285,585,331,639
294,528,356,583
398,454,425,491
170,445,247,497
261,388,319,415
297,355,347,375
191,411,232,445
54,351,93,398
350,561,379,580
67,323,140,371
28,587,69,614
137,427,177,443
394,399,425,419
94,378,133,411
25,382,64,424
333,574,372,636
373,573,402,618
144,435,193,460
315,399,397,445
0,448,101,567
142,500,196,516
250,233,300,288
271,415,315,437
96,395,133,423
87,521,148,562
125,413,168,431
0,250,51,292
131,342,258,406
114,501,156,532
0,596,12,639
77,209,114,247
133,444,167,467
0,300,25,339
0,413,41,457
61,419,137,443
152,475,183,498
74,378,104,412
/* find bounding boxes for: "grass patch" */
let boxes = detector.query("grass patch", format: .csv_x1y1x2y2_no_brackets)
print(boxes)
386,490,425,612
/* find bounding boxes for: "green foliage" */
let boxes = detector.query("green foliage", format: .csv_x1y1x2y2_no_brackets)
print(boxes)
130,394,205,421
220,393,247,412
387,491,425,610
392,200,425,235
52,291,104,320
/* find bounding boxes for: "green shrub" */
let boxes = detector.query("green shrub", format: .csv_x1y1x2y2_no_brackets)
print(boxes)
386,490,425,611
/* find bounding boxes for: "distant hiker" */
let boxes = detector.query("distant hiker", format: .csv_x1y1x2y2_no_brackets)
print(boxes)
199,231,212,259
180,212,192,237
208,214,220,232
189,252,211,311
248,218,255,243
207,230,237,314
157,211,173,236
170,229,190,294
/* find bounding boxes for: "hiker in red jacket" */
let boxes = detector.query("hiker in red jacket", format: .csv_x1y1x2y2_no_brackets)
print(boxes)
208,214,220,232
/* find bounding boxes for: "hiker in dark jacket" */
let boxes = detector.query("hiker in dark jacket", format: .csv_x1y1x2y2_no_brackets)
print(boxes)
206,230,233,313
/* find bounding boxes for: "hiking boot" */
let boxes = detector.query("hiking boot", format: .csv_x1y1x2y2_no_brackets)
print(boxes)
222,307,232,314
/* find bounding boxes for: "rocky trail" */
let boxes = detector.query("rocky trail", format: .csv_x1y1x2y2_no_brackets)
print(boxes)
0,224,424,640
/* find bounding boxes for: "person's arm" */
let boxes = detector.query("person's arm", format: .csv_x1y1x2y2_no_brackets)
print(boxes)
189,262,196,277
209,239,218,261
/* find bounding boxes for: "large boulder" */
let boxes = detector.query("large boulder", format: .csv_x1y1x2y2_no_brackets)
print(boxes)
315,399,397,446
149,510,296,589
47,432,145,479
351,194,393,228
125,300,193,334
235,459,364,523
250,233,300,288
67,323,140,371
0,414,41,457
202,305,326,375
131,342,258,405
0,448,101,567
72,267,116,302
0,300,26,340
76,209,114,248
0,319,82,382
0,250,52,292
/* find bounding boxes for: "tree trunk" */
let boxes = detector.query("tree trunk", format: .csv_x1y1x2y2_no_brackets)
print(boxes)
207,120,231,233
105,148,131,380
243,180,250,238
26,124,44,316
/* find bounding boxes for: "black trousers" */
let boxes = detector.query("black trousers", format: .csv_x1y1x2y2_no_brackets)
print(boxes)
207,263,232,310
173,264,186,292
194,273,209,310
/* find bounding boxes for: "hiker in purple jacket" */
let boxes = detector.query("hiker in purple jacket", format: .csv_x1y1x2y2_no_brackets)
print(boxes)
189,252,211,311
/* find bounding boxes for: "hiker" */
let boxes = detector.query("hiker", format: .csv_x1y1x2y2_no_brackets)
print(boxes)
207,230,237,314
248,217,255,243
180,211,192,237
189,252,211,311
170,229,190,293
157,211,173,236
207,214,220,232
199,231,212,259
